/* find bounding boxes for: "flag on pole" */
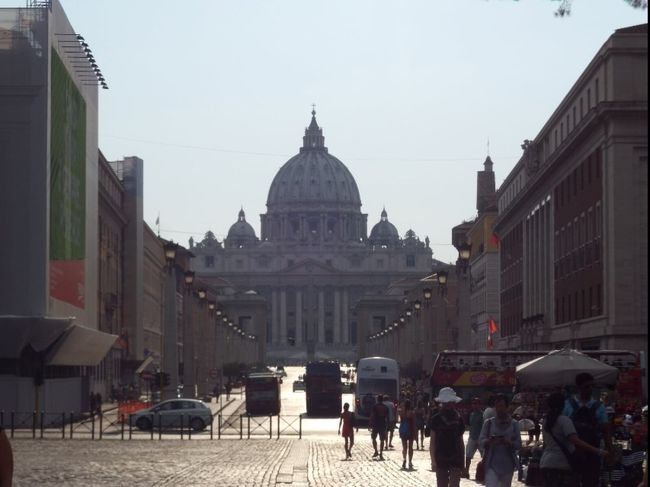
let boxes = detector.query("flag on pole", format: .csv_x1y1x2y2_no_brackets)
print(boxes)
489,318,499,334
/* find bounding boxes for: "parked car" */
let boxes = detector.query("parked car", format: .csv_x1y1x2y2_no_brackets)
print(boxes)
292,380,305,392
129,398,213,431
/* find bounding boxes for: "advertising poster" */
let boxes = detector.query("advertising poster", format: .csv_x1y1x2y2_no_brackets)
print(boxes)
49,49,86,309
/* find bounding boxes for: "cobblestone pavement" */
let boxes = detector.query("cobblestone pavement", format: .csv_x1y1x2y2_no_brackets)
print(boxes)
12,438,526,486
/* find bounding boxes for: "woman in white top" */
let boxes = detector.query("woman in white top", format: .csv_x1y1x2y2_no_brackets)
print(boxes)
540,392,611,487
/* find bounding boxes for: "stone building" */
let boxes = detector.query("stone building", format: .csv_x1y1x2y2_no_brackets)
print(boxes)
493,24,647,355
192,111,433,362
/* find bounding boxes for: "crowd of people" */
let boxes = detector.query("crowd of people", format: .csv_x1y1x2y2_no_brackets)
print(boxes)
338,371,648,487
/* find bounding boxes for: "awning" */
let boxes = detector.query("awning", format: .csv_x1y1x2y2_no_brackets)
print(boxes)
0,315,73,358
46,324,117,366
0,315,117,366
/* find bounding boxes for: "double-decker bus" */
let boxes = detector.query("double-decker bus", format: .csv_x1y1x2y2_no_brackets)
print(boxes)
354,357,400,422
245,372,281,416
430,350,644,419
305,360,342,417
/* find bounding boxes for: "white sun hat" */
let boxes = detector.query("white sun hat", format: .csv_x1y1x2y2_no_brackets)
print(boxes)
435,387,462,403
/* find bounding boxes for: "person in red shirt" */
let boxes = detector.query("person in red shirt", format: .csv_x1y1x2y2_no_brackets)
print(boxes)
338,403,358,460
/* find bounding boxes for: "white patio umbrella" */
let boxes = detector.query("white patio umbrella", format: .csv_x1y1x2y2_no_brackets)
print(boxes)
515,348,619,388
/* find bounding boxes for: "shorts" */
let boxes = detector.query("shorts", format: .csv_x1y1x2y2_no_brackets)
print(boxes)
371,426,387,441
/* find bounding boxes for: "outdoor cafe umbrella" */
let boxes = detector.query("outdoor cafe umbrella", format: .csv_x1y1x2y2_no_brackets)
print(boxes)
515,348,619,388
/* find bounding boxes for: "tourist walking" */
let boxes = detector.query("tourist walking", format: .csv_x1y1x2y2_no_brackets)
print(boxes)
415,399,426,450
430,387,465,487
465,397,484,479
540,392,612,487
338,403,358,459
382,395,396,449
369,394,389,460
398,399,416,470
479,393,521,487
562,372,613,486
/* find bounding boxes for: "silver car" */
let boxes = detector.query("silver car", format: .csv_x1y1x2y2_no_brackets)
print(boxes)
130,399,213,431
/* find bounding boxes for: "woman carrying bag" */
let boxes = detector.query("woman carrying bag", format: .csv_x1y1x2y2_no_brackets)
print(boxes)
540,392,612,487
399,399,417,470
479,393,521,487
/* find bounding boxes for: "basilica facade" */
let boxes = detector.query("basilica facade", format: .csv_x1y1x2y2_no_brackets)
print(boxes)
191,111,432,362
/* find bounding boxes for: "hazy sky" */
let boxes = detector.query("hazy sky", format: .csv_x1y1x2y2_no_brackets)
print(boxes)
4,0,646,262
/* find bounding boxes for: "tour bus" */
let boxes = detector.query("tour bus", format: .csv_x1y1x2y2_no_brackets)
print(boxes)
304,360,342,417
430,350,645,419
354,356,400,422
245,372,281,416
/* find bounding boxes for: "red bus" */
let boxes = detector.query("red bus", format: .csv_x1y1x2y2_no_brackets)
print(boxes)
245,372,281,416
430,350,644,418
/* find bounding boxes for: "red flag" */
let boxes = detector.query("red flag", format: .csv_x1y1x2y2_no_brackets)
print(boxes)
490,233,501,247
489,318,499,334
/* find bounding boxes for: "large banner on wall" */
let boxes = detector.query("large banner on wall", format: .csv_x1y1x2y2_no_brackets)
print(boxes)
49,49,86,309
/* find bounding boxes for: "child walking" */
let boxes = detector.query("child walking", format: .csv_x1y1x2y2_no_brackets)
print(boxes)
338,403,358,459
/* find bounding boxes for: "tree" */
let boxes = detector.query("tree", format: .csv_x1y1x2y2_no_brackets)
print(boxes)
553,0,647,16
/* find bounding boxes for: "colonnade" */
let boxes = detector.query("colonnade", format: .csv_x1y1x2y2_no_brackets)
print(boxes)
270,287,352,346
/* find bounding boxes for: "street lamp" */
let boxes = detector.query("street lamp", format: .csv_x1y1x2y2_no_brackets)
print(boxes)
423,288,433,306
437,270,448,296
184,270,195,291
163,241,178,271
197,288,207,301
457,241,471,274
208,301,216,312
413,300,422,316
405,308,412,320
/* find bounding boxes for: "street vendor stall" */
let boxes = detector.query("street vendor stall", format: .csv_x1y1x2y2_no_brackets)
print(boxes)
514,349,646,487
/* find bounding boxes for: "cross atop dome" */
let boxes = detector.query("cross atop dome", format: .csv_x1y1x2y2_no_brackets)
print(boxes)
302,106,327,152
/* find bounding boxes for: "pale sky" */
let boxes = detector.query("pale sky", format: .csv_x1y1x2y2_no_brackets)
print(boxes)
4,0,646,263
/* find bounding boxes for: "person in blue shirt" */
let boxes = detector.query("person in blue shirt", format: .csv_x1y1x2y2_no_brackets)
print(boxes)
563,372,613,487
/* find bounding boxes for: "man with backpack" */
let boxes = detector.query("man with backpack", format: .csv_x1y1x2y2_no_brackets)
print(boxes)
563,372,614,486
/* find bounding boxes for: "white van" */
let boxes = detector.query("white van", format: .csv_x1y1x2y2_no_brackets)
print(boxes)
354,357,399,421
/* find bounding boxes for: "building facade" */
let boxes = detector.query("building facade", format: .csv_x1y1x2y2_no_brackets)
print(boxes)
493,24,648,356
192,111,433,362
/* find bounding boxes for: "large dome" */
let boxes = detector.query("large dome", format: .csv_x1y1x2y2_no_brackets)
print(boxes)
266,111,361,210
369,209,400,245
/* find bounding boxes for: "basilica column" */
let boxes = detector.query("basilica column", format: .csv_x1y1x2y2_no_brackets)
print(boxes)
334,289,341,344
271,289,279,345
318,289,325,344
295,290,303,346
280,289,287,346
342,289,349,344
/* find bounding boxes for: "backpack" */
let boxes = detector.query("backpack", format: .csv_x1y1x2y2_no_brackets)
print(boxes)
569,398,601,446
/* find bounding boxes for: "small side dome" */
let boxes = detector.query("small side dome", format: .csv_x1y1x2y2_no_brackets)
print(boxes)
226,208,258,248
369,208,399,246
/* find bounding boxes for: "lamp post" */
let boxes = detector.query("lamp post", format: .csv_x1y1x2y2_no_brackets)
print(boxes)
457,242,471,275
162,241,179,400
182,270,195,398
195,289,207,397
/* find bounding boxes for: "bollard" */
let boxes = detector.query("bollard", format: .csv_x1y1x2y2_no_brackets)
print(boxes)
218,414,221,439
180,414,184,440
299,413,302,440
91,413,95,440
70,412,74,439
247,415,250,439
32,410,36,439
188,415,192,440
120,415,125,440
61,413,65,439
239,414,243,440
210,414,213,440
128,414,133,440
99,412,103,440
10,411,14,439
40,411,44,439
149,414,154,440
158,414,162,440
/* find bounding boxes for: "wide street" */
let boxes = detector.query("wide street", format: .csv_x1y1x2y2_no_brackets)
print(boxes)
11,367,526,486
